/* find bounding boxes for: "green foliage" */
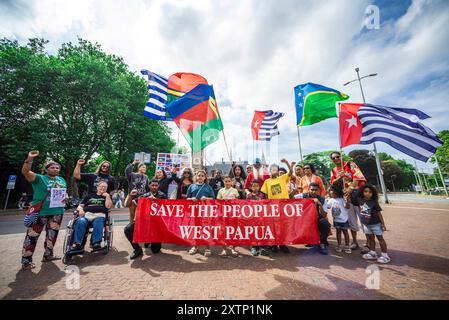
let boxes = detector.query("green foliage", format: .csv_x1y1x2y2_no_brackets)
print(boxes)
430,130,449,174
302,150,350,180
0,38,175,195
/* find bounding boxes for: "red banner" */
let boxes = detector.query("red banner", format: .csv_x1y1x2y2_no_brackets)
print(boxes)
133,199,320,246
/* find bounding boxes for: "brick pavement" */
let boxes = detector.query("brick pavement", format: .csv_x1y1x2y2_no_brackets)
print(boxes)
1,202,448,300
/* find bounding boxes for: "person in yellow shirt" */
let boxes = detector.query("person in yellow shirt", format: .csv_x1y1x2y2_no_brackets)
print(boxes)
261,158,295,253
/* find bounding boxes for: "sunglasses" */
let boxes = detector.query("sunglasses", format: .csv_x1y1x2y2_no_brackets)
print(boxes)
310,189,319,192
102,165,110,168
304,167,311,170
332,156,341,160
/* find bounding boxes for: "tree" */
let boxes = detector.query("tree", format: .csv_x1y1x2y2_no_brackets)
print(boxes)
381,160,404,192
302,150,350,181
430,130,449,175
348,149,378,187
0,38,175,199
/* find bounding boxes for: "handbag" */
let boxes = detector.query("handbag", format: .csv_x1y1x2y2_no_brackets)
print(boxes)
23,191,49,227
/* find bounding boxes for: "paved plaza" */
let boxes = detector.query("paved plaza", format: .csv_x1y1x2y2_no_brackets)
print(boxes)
1,199,448,300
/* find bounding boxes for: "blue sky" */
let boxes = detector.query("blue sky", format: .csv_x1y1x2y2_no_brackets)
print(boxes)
1,0,448,173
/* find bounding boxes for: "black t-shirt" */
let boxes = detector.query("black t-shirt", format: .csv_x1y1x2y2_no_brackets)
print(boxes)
300,193,325,218
351,197,382,225
81,193,109,214
81,173,115,194
209,177,224,196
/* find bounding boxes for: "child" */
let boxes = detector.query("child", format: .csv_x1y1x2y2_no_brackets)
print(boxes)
247,179,269,256
186,170,216,257
350,184,390,264
217,176,240,257
326,185,352,254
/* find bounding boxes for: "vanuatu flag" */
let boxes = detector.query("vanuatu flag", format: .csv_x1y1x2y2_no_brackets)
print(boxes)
294,82,349,127
166,84,223,152
167,73,208,104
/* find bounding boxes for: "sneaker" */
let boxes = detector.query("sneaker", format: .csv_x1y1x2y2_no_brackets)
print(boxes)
361,246,370,254
362,252,378,260
377,255,391,264
92,242,102,251
250,247,259,256
350,243,359,250
279,245,290,254
260,248,270,256
344,246,352,254
271,246,279,253
318,244,328,255
335,246,343,253
218,249,228,258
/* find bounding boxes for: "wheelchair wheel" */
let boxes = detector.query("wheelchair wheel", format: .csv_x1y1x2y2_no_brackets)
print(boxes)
63,221,74,255
105,216,114,253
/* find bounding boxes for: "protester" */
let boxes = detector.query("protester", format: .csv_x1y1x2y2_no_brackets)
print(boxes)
229,164,247,199
326,185,352,254
295,182,331,255
261,159,295,254
21,151,67,270
246,165,253,176
125,159,150,222
246,179,269,257
330,151,366,252
244,158,270,194
350,185,390,263
119,188,125,207
73,159,115,194
187,170,215,257
216,176,240,257
124,179,167,260
154,168,178,196
18,193,30,210
175,168,194,199
298,164,326,196
69,181,112,252
209,170,225,197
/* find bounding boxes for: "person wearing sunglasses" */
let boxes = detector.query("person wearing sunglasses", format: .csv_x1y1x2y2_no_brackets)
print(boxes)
298,164,326,197
175,168,194,199
73,159,115,195
329,151,367,253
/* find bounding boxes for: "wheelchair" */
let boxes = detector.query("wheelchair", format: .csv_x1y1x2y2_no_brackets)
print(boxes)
62,208,114,264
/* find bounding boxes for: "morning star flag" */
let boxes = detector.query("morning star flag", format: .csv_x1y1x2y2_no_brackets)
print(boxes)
294,82,349,127
167,72,208,104
141,70,171,121
166,84,223,152
339,103,443,162
251,110,285,141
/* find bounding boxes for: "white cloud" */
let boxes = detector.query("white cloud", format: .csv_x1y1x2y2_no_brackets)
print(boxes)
1,0,448,171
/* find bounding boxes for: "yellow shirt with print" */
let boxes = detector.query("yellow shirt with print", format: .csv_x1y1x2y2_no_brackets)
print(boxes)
261,174,290,199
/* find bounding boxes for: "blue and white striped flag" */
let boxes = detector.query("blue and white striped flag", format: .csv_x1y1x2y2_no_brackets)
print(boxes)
141,70,172,121
357,104,442,162
252,110,284,141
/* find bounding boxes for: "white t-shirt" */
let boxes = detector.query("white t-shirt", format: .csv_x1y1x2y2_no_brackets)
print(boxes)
325,198,349,223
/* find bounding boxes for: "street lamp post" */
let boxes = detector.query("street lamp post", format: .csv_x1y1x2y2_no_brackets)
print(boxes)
344,68,390,203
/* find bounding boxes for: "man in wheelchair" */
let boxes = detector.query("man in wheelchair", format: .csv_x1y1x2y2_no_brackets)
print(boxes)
69,181,112,252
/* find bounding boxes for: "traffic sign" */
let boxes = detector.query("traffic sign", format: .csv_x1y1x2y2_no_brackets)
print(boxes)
6,175,16,190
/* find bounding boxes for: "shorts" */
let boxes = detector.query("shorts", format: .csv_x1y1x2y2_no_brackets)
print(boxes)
348,204,360,232
333,221,350,230
362,223,383,236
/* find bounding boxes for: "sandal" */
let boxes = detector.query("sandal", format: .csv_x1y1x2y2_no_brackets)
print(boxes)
218,249,228,258
42,255,61,262
188,246,198,255
362,252,378,260
21,262,36,270
344,246,352,254
230,249,239,257
350,243,359,250
335,246,343,253
204,249,212,257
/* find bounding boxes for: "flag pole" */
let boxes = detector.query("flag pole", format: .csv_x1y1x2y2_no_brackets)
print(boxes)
337,103,346,179
435,156,449,197
221,130,232,163
296,126,303,163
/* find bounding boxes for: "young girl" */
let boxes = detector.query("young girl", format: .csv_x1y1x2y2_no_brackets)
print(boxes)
217,176,239,257
326,186,352,254
351,185,390,263
186,170,216,257
247,179,269,256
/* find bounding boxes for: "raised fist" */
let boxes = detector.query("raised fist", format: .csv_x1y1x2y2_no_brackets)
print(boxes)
28,150,39,159
77,159,86,166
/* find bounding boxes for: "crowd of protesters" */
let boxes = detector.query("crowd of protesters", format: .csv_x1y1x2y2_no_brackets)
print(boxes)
18,150,390,270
